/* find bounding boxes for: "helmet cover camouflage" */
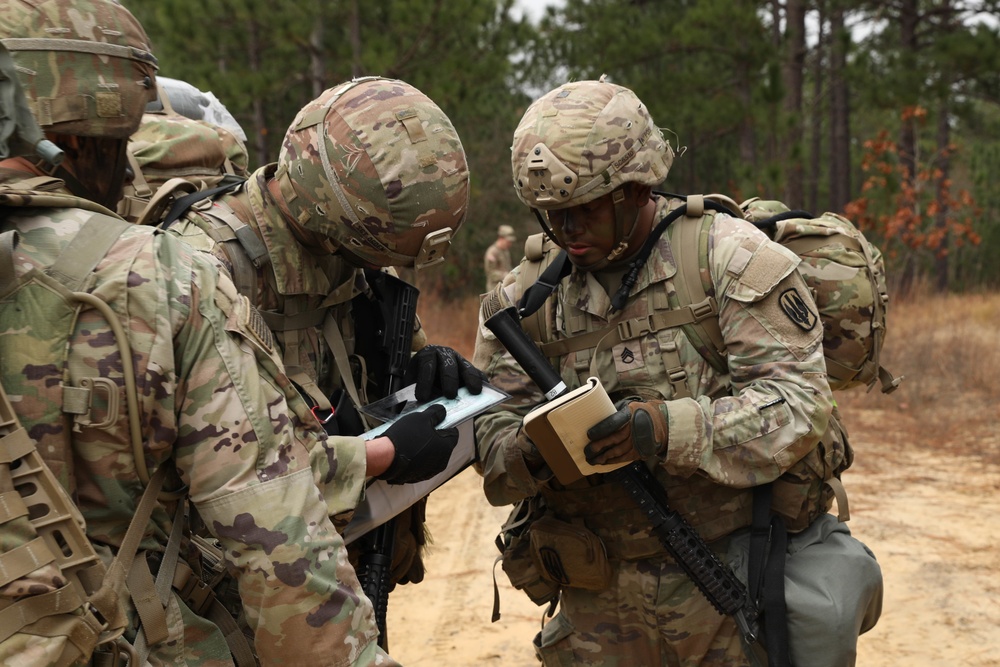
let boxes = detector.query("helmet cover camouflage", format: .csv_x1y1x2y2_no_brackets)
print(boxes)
511,78,674,210
276,77,470,269
0,0,158,140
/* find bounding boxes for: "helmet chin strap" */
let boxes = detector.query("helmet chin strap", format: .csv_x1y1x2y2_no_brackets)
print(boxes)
532,186,641,272
584,187,640,272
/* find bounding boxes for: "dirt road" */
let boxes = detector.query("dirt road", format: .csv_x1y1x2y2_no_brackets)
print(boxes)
385,406,1000,666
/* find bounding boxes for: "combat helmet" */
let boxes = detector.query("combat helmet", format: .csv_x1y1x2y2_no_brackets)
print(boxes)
0,0,158,141
511,77,674,267
275,77,470,269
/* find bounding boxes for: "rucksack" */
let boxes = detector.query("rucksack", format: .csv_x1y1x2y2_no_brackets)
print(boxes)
675,194,900,394
118,106,249,226
0,189,168,665
0,185,255,666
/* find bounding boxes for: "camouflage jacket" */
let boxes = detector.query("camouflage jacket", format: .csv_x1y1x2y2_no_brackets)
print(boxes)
474,195,835,553
0,170,392,666
483,241,513,292
167,165,428,515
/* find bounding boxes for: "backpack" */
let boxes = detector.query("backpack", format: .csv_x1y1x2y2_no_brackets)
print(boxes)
0,184,254,666
675,194,900,394
118,105,249,226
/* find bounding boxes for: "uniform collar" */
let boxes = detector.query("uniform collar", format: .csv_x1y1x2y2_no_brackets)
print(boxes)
245,164,359,299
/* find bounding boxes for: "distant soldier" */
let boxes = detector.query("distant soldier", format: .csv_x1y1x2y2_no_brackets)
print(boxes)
0,2,432,665
484,224,518,291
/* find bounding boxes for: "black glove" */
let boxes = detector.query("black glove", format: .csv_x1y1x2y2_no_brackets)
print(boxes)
380,404,458,484
584,399,669,466
405,345,485,402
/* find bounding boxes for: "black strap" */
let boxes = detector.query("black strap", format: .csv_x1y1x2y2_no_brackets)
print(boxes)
749,209,814,230
159,176,245,230
749,484,791,667
516,249,570,319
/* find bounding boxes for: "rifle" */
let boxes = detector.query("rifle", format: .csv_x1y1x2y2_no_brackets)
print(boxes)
351,269,419,651
482,304,760,647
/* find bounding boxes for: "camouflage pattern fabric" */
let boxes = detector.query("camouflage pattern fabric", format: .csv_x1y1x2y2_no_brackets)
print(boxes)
0,169,397,667
510,78,673,210
119,110,249,222
0,0,158,141
474,195,835,665
167,165,373,522
483,240,513,292
277,78,469,268
168,165,429,576
130,111,248,182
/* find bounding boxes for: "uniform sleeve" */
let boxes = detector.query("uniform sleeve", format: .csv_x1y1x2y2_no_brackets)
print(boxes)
169,249,388,666
661,215,833,486
473,278,555,507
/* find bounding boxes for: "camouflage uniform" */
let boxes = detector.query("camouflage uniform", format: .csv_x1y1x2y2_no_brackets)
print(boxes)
474,79,835,666
163,79,470,585
0,2,396,664
0,170,396,667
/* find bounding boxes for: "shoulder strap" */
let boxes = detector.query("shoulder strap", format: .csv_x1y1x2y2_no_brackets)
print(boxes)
668,204,728,374
515,233,566,346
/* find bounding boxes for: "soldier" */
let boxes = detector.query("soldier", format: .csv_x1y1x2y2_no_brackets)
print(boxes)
158,77,482,642
0,1,444,665
474,78,868,666
484,224,517,292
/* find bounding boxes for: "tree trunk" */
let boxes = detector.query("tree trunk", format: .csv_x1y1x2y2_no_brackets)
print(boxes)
829,3,851,213
898,0,919,186
309,12,325,98
783,0,807,205
934,94,951,291
808,0,826,213
247,19,268,165
350,0,363,78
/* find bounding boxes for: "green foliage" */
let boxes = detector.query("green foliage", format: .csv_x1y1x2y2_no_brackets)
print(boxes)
124,0,1000,296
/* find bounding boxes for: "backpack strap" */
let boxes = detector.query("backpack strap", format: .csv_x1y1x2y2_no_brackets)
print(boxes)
192,195,269,306
515,232,566,347
668,202,728,375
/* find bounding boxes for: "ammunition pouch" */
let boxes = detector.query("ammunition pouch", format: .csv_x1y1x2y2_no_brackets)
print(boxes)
528,515,611,592
494,498,558,614
771,413,853,532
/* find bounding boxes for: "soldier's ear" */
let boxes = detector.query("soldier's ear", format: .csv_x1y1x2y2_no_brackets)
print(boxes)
631,184,653,207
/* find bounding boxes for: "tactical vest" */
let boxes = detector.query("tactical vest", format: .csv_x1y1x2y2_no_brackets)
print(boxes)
512,197,850,554
0,180,255,666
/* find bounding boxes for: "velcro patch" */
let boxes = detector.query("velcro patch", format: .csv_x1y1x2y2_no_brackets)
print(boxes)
95,92,122,118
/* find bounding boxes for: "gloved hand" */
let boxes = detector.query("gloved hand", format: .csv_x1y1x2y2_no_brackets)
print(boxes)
584,399,669,466
381,404,458,484
405,345,485,401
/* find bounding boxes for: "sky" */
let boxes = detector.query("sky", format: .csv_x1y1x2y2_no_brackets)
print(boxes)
512,0,565,23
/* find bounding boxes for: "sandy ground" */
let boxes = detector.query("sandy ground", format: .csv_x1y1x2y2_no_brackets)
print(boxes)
384,405,1000,666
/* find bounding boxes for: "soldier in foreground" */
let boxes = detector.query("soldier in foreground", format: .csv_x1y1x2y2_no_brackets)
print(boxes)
158,77,482,644
474,78,873,665
0,1,433,664
484,224,517,292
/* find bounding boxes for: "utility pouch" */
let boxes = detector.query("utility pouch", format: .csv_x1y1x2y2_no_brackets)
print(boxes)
529,515,612,592
494,498,558,617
